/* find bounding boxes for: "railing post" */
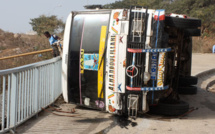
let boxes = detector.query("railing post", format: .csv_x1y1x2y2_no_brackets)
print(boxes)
58,60,62,94
57,61,60,96
55,61,59,99
52,63,55,102
2,76,6,131
7,75,11,128
34,68,39,113
10,73,17,128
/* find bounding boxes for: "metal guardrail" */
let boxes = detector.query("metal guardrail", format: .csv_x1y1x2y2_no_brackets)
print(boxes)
0,48,53,61
0,57,62,133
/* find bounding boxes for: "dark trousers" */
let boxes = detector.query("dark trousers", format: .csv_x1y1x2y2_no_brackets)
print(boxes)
52,45,60,57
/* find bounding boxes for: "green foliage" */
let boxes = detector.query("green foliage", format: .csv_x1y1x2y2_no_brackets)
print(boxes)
29,15,65,35
103,0,215,34
103,0,169,9
202,32,209,37
0,46,6,50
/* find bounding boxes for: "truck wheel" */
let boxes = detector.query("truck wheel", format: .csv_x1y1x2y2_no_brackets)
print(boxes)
178,86,197,95
179,76,198,86
165,16,201,29
149,100,189,116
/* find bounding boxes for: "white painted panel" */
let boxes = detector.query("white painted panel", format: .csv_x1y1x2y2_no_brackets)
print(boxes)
62,13,73,103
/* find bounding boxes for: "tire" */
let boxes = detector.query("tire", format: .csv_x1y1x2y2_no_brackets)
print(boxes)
179,76,198,86
149,100,189,116
178,86,197,95
165,16,201,29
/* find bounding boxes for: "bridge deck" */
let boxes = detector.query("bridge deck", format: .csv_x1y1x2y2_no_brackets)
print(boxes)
14,53,215,134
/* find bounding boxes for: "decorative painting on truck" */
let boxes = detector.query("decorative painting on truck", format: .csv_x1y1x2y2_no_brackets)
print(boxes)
157,52,166,87
105,9,128,114
84,54,99,71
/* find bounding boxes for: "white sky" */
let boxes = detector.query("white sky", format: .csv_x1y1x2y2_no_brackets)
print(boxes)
0,0,118,33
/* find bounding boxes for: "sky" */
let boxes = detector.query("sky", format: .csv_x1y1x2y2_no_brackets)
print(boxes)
0,0,118,33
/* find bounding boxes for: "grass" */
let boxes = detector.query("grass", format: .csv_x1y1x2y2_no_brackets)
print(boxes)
0,46,6,50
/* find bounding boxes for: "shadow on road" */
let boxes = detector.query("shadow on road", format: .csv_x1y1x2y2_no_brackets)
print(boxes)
176,87,215,119
94,115,137,134
75,118,109,123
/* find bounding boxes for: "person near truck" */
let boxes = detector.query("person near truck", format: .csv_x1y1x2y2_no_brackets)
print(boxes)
44,31,62,57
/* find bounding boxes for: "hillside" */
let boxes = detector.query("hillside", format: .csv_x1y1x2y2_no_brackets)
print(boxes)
193,35,215,53
0,28,215,70
0,29,53,70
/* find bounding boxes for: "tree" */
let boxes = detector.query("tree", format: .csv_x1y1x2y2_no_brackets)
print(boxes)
29,15,65,35
103,0,215,34
103,0,172,10
165,0,215,33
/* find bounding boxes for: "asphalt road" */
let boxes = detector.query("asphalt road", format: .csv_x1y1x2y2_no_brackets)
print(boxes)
15,53,215,134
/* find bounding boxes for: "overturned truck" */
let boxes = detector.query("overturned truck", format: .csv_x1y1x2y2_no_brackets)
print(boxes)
61,6,201,117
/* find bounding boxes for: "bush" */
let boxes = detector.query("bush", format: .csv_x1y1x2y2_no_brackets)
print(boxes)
0,46,6,50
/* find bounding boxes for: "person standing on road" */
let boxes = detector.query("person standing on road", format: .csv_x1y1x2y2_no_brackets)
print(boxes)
44,31,62,57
